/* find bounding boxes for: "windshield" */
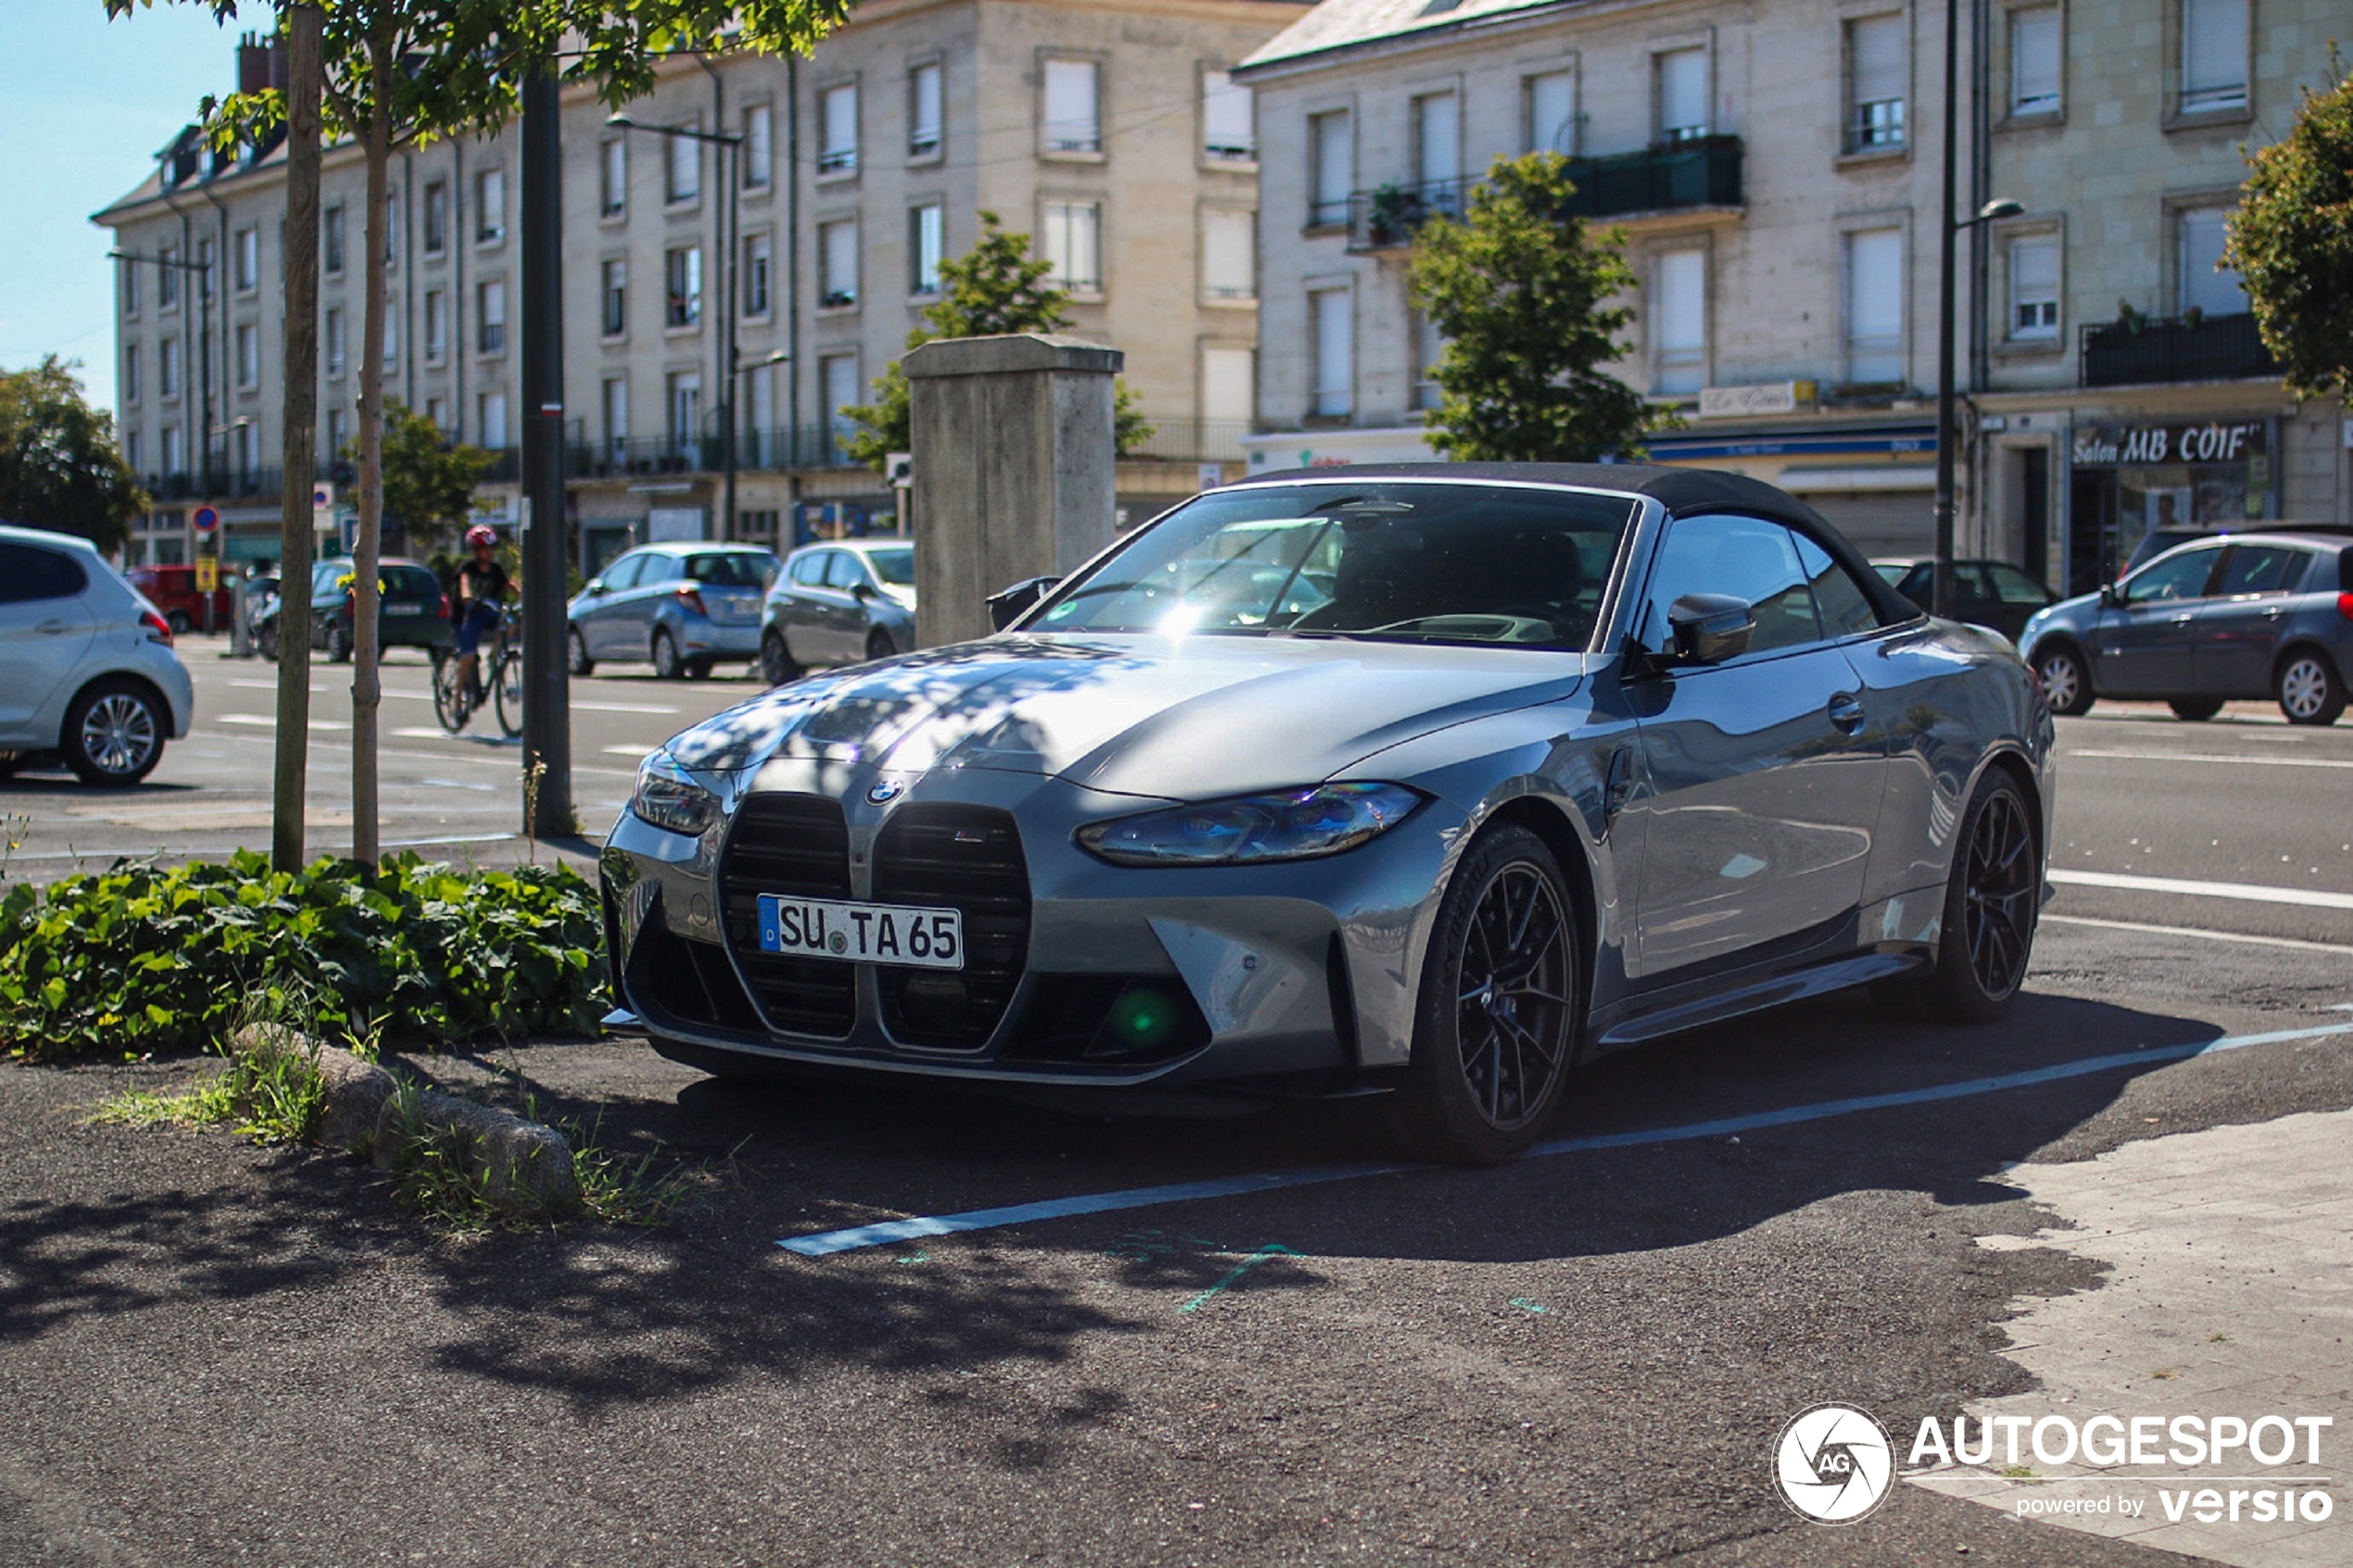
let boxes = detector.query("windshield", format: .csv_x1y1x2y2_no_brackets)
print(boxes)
1032,483,1637,647
864,546,915,586
685,552,776,588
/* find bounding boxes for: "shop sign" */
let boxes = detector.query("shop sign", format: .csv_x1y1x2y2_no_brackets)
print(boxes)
2070,421,2265,467
1698,382,1818,420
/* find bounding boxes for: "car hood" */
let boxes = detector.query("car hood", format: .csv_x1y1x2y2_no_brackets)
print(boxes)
664,633,1592,799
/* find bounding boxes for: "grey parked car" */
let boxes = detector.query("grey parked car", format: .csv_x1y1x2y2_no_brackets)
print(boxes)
2020,529,2353,724
760,539,917,684
602,466,2054,1164
0,523,195,785
568,543,779,680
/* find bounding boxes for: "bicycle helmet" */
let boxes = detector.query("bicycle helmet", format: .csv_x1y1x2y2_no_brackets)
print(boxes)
465,523,497,547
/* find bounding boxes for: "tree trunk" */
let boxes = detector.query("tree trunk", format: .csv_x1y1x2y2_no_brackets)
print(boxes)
353,35,391,867
272,4,323,874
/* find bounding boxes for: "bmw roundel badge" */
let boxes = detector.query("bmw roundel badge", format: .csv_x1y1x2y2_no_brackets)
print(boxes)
866,778,905,805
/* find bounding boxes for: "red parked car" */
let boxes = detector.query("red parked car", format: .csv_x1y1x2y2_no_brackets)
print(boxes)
127,564,234,635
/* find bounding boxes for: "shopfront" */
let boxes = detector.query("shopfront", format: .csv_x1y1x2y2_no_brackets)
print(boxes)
2066,419,2274,594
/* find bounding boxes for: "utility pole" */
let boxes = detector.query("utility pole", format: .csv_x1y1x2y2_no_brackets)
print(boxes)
521,60,573,839
274,4,322,872
1932,0,1961,622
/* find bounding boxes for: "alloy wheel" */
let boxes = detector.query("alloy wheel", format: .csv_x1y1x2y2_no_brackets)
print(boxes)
2280,657,2330,721
80,693,157,778
1453,861,1575,1131
2036,651,2080,713
1960,788,2036,1001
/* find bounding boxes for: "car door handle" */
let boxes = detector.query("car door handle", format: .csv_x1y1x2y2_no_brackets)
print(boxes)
1827,694,1867,734
35,619,70,634
1603,745,1635,820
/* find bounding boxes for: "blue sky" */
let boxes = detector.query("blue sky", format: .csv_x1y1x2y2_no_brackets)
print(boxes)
0,0,245,410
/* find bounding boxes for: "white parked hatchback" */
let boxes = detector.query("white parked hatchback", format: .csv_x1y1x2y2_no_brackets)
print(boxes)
0,523,195,786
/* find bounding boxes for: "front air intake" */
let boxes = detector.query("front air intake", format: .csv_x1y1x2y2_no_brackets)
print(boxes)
872,805,1030,1048
720,793,858,1037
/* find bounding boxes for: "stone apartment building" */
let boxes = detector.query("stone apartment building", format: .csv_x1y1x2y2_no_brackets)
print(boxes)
1235,0,2349,579
97,0,1302,573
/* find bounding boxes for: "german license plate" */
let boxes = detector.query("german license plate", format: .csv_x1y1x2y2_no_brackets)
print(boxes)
384,603,423,615
756,894,963,970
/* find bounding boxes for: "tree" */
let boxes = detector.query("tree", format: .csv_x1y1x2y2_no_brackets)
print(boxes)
369,400,493,553
842,211,1152,469
2226,53,2353,399
0,358,147,554
1408,153,1668,462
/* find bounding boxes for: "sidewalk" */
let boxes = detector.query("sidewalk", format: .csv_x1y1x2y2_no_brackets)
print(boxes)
1908,1108,2353,1566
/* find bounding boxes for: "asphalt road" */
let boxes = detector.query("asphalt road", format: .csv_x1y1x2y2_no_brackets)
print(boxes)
2,656,2349,1565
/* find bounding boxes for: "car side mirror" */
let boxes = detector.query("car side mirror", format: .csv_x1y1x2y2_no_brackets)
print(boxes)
2098,582,2122,609
988,575,1059,631
1667,593,1755,665
851,581,877,601
585,580,604,596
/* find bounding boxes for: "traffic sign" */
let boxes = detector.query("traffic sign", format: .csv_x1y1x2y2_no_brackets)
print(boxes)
192,505,220,534
194,557,219,593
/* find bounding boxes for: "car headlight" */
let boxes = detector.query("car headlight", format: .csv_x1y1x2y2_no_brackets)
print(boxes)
630,750,722,837
1076,782,1423,867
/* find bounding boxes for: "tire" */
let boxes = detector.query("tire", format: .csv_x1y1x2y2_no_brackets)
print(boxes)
257,622,279,663
2276,648,2346,727
324,619,352,664
685,658,714,680
761,629,802,685
865,628,897,662
166,609,191,636
1875,768,2039,1024
1385,823,1583,1166
2033,642,2093,716
651,629,683,680
0,750,25,782
568,627,596,677
493,651,524,738
2168,696,2224,721
62,680,166,787
431,651,468,734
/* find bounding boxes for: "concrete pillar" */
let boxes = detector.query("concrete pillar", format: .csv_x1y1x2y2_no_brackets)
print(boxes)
904,332,1122,648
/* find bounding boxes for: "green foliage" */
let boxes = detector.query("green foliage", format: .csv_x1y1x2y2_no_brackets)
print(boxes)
378,1085,688,1230
0,357,147,554
842,211,1152,467
2226,52,2353,398
0,851,606,1061
89,1018,327,1146
369,399,493,551
1408,153,1671,462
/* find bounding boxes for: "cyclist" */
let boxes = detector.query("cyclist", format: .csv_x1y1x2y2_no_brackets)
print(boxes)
451,523,511,703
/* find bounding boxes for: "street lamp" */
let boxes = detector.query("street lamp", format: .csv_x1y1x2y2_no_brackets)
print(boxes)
610,114,745,542
110,247,216,501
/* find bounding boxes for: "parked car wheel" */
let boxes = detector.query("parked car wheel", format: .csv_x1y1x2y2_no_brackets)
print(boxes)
2168,697,2224,721
62,679,166,787
324,619,352,664
1384,823,1581,1166
257,621,279,662
2276,649,2346,727
2032,643,2094,716
686,658,714,680
1876,769,2037,1023
651,629,684,680
165,609,192,636
568,627,596,677
761,629,802,686
864,628,897,663
0,750,25,782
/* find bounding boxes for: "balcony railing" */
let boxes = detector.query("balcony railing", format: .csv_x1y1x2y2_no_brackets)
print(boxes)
1119,419,1255,464
1345,135,1745,253
567,424,866,478
2079,311,2277,388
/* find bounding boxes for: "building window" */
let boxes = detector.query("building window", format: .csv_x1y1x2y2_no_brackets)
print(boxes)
1309,110,1352,228
1654,248,1706,394
1310,287,1352,418
1202,208,1253,301
745,233,773,317
665,245,702,327
233,422,258,478
125,431,142,473
666,125,700,204
159,244,181,308
1202,344,1253,424
160,337,182,398
909,205,943,295
426,396,447,432
743,103,773,190
384,299,400,361
1414,92,1458,193
1526,69,1577,155
2009,235,2059,337
383,194,398,264
322,207,345,276
423,181,448,254
479,391,508,449
326,407,346,462
746,362,774,445
819,83,859,176
1845,14,1907,152
2179,206,2246,316
234,227,259,292
909,62,943,158
123,345,141,403
821,352,862,446
1042,59,1101,155
601,139,626,218
2181,0,2248,113
476,168,505,243
2009,6,2062,116
478,280,506,354
325,307,346,375
819,220,858,308
666,371,702,449
424,288,447,362
601,376,628,459
1655,47,1708,143
1041,201,1101,294
1202,69,1254,162
601,259,626,337
1844,227,1906,383
122,257,140,316
235,322,260,390
161,425,183,477
1412,312,1442,412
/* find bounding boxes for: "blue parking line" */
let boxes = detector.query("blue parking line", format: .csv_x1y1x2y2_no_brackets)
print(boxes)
776,1016,2353,1258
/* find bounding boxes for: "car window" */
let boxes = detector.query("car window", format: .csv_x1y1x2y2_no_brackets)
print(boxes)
313,561,344,596
1794,533,1882,638
0,542,89,604
1984,563,2052,605
1894,563,1932,603
2124,547,2221,603
2212,546,2301,598
1642,514,1819,656
788,552,828,586
684,552,772,587
638,554,682,585
866,546,915,586
601,554,645,592
824,553,869,590
384,565,441,598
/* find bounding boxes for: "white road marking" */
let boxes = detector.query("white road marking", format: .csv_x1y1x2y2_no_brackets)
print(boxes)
2043,913,2353,957
604,745,658,758
2065,748,2353,769
215,714,351,731
2049,868,2353,910
573,701,681,715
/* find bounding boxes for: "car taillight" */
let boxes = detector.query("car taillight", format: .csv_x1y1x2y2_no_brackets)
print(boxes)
2338,593,2353,622
141,608,173,646
440,593,450,620
677,585,708,617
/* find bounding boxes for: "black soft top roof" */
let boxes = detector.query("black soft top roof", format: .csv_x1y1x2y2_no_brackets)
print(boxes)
1237,462,1924,626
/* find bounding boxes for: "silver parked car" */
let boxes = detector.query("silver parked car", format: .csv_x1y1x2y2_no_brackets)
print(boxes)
601,467,2054,1163
0,523,195,785
567,543,780,680
760,538,918,684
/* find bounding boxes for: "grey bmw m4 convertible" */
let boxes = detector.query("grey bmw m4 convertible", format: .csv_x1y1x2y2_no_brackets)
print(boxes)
601,465,2055,1163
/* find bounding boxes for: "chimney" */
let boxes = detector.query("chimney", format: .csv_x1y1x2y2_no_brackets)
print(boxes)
237,31,271,96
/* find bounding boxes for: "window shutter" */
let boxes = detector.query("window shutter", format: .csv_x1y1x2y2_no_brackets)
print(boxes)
1849,15,1906,111
2182,0,2247,103
1202,346,1253,423
1313,112,1353,211
2010,8,2060,110
1202,209,1253,298
1416,94,1457,188
1656,250,1705,354
1527,70,1575,154
1203,70,1253,159
1846,229,1905,381
1657,49,1707,137
1044,60,1099,151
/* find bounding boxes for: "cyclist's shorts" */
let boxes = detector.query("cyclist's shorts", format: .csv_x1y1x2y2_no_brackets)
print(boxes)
455,600,501,657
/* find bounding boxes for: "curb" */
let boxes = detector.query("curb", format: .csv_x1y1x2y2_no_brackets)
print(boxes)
232,1024,582,1219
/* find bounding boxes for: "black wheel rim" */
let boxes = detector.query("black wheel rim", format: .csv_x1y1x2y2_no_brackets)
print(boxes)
1454,861,1574,1132
1962,790,2036,999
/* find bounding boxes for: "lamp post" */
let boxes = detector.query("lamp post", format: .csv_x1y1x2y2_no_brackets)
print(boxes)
110,247,215,501
610,115,744,541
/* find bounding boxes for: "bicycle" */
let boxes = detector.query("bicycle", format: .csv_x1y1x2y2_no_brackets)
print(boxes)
432,603,522,737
